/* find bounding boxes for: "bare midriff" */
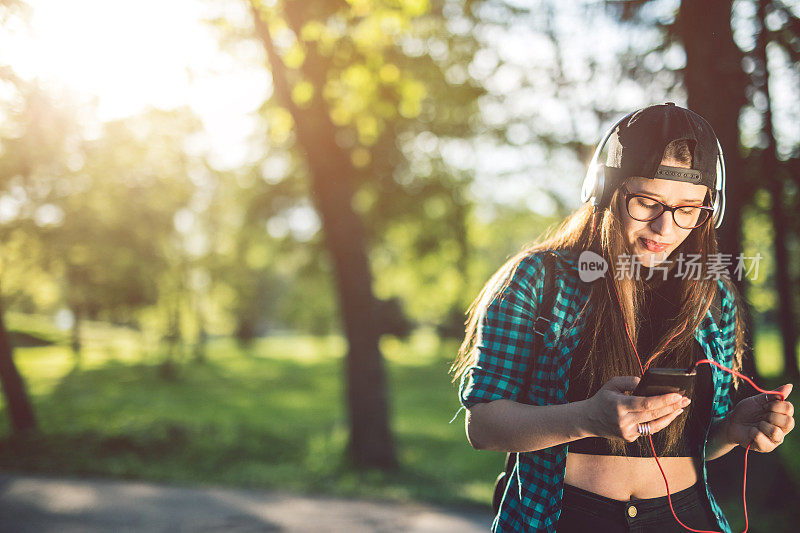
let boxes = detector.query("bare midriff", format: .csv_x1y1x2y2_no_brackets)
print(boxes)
565,452,699,500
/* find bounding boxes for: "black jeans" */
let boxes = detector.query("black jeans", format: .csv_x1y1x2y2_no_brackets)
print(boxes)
557,482,721,532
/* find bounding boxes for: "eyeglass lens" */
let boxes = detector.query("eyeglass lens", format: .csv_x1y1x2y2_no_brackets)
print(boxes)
627,195,710,229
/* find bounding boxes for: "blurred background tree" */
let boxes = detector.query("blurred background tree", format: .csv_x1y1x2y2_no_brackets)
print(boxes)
240,0,488,468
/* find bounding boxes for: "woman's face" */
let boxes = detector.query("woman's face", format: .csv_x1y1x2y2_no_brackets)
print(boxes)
618,158,709,268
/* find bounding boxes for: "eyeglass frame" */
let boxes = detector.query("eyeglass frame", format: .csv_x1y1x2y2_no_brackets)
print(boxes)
621,186,714,229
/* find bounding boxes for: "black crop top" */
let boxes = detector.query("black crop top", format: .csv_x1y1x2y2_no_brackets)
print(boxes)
567,273,712,457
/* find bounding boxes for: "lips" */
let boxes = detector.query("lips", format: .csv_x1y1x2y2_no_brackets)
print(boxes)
640,238,670,252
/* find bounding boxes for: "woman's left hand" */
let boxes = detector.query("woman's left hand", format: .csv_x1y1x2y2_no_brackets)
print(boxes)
725,383,794,452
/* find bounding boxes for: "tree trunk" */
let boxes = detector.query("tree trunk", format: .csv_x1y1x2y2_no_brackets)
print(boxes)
678,0,760,381
194,312,207,364
0,293,37,434
249,2,396,469
71,305,82,356
755,0,799,381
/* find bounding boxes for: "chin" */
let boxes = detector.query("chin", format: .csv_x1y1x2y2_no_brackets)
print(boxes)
636,252,670,268
632,241,673,268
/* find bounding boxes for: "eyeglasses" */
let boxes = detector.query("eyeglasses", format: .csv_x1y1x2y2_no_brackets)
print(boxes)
622,188,713,229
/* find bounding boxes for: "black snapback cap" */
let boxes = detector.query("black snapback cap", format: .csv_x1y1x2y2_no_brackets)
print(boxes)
601,103,720,206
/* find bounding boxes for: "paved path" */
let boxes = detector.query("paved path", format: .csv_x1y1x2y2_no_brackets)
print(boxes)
0,473,493,532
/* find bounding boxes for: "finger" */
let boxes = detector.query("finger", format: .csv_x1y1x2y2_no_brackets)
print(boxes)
622,392,684,412
759,392,781,405
606,376,641,394
777,383,793,400
766,400,794,418
645,407,685,434
763,412,793,431
763,384,792,403
757,421,784,445
632,397,691,424
750,428,777,453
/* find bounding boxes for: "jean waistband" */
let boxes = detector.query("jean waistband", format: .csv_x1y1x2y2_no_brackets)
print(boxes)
562,481,707,517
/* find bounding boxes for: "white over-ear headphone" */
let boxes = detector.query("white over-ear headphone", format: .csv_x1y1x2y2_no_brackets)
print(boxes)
580,111,727,229
712,138,726,229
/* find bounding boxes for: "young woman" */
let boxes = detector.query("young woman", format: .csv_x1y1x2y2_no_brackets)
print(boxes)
451,104,794,533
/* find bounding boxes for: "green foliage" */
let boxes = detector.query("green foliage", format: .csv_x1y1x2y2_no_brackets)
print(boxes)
231,0,489,337
753,325,789,378
1,0,701,355
742,190,776,318
47,108,200,322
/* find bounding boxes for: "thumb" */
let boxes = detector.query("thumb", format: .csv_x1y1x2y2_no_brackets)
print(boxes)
605,376,641,394
773,383,793,401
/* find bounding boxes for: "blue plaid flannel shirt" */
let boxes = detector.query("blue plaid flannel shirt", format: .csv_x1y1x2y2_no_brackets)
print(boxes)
459,249,737,532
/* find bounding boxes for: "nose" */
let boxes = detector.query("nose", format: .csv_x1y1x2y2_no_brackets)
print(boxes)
649,210,676,235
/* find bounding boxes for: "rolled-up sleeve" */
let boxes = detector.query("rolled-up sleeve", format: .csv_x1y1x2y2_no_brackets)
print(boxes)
459,253,544,409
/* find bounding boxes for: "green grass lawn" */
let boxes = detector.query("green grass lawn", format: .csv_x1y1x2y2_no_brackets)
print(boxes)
0,314,798,522
0,317,499,507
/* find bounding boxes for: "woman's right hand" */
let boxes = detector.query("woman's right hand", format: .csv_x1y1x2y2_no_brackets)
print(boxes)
581,376,691,442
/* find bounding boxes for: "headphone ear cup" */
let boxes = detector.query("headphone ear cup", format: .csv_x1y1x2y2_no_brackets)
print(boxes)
712,153,720,225
581,163,605,206
580,166,595,204
583,111,635,208
713,146,726,228
711,190,720,225
713,184,726,229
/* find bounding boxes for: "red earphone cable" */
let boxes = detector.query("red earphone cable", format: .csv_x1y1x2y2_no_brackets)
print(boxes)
610,279,784,533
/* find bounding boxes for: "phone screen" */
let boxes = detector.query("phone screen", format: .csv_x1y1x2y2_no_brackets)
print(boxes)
632,368,696,398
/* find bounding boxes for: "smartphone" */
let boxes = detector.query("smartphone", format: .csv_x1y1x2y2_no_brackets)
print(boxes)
631,367,696,398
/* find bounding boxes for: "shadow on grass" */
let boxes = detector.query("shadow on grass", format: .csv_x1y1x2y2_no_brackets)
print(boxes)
8,331,57,348
0,353,347,488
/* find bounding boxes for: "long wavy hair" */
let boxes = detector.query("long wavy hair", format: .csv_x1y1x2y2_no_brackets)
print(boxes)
450,141,746,456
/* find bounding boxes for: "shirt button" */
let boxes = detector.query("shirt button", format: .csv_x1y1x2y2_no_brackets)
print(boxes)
628,505,638,518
